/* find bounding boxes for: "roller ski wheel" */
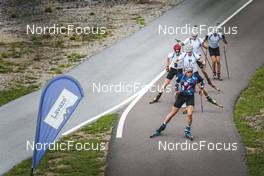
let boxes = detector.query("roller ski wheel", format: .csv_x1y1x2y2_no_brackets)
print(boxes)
150,131,160,138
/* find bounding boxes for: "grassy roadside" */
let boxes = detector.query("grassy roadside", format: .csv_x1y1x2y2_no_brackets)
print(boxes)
0,85,39,106
4,114,118,176
234,65,264,176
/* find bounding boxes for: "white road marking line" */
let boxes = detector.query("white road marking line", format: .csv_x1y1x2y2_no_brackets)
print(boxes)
116,70,166,138
218,0,253,28
62,91,140,136
115,0,254,139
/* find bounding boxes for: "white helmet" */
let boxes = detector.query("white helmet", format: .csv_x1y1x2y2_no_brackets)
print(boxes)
185,67,193,73
185,45,193,53
191,32,198,37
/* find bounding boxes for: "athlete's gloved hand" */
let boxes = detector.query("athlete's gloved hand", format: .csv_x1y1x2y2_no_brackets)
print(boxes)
175,39,181,43
203,45,208,49
199,81,205,90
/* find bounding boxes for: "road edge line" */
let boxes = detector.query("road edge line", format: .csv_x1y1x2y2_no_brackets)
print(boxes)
116,70,166,138
62,92,140,135
218,0,253,27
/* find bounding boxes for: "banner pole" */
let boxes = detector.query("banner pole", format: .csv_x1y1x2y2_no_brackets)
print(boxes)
31,168,34,176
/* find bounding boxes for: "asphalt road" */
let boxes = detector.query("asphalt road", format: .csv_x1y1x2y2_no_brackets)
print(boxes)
107,0,264,175
0,0,256,174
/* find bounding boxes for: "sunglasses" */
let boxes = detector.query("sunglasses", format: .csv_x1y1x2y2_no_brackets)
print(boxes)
187,71,193,73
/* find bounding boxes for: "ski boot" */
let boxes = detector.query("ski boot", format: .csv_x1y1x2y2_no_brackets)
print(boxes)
150,131,161,138
150,123,166,138
217,73,223,81
184,126,193,140
213,72,217,79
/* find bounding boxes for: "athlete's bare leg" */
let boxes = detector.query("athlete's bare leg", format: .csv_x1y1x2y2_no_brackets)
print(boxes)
198,56,220,91
159,79,171,93
184,105,194,140
150,106,180,137
186,105,193,126
211,56,217,78
216,56,222,80
164,106,179,124
149,78,171,104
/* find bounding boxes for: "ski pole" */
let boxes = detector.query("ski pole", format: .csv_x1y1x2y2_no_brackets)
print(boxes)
200,91,204,112
204,49,207,67
205,48,208,62
201,48,213,74
223,46,230,79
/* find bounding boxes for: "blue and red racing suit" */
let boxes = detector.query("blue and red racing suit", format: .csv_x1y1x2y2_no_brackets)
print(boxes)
177,75,204,96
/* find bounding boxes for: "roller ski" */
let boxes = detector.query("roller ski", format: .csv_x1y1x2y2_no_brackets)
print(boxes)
150,123,166,138
184,126,193,140
149,92,162,104
205,73,221,91
206,95,224,109
209,82,221,91
200,61,220,92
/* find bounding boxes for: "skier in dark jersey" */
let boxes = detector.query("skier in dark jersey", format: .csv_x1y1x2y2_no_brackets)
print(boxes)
150,67,203,140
